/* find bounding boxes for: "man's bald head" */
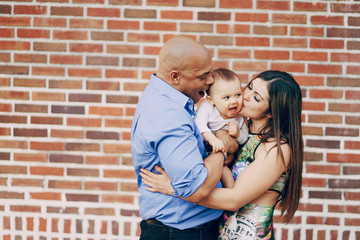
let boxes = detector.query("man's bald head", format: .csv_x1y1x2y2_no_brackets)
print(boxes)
157,36,212,82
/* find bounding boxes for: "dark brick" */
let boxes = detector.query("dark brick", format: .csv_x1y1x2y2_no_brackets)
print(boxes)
51,105,85,115
66,194,99,202
69,94,101,103
329,179,360,189
309,190,342,199
49,154,83,164
15,104,47,113
343,166,360,175
198,12,231,21
86,131,120,140
0,5,11,14
325,127,359,137
67,168,99,177
106,95,138,104
327,28,360,38
304,152,323,162
0,152,10,160
306,139,340,149
327,77,360,87
0,115,27,124
14,128,47,137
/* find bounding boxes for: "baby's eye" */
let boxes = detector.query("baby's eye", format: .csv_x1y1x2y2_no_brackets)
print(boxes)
224,96,230,100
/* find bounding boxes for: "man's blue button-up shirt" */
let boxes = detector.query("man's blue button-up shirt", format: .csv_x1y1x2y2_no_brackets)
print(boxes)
131,74,223,230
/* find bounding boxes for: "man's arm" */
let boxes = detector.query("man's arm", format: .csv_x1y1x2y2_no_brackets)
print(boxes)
184,130,238,203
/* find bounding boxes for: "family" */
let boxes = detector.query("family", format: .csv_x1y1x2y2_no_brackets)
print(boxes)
131,36,304,240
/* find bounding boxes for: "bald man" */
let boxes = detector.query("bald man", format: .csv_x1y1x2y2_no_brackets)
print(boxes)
131,36,236,240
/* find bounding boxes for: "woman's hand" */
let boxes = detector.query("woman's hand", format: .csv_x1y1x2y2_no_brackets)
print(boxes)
140,166,175,195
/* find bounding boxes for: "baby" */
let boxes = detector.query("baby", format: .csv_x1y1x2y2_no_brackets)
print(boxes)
195,68,249,155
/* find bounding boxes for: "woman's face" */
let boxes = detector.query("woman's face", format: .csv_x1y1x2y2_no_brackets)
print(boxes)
240,78,270,121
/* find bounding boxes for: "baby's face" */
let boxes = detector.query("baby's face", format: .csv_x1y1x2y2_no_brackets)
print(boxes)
208,78,243,119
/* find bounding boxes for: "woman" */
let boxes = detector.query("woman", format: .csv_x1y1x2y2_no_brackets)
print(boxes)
140,70,304,239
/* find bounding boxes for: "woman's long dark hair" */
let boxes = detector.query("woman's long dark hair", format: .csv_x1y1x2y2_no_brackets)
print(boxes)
251,70,304,223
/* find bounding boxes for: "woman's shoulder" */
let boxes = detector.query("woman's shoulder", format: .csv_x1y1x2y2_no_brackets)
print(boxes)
257,139,291,167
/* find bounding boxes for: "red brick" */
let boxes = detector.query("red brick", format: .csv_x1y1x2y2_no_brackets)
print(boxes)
235,13,268,22
65,143,100,152
91,31,124,41
87,7,120,17
70,19,103,29
33,42,66,52
85,208,115,215
14,153,46,162
86,155,119,165
101,194,133,203
51,129,83,139
15,104,47,113
69,43,102,52
30,142,64,151
308,64,342,74
106,69,138,78
103,144,131,153
327,77,360,87
144,21,177,31
84,181,117,191
123,82,147,92
0,28,14,38
270,62,305,73
67,167,99,177
311,39,344,49
32,92,66,101
49,80,82,89
51,6,83,16
10,205,41,213
294,2,327,12
256,0,290,10
66,194,99,202
219,0,251,8
180,23,213,33
53,30,87,40
217,24,250,34
108,20,139,30
30,192,61,201
48,180,82,189
67,118,101,127
273,38,307,48
14,54,47,63
311,15,344,25
306,164,340,175
68,68,101,78
327,153,360,163
124,9,156,18
87,81,119,91
50,55,83,65
329,103,360,113
127,33,160,43
233,61,267,71
147,0,178,6
309,89,343,99
161,10,193,20
236,37,269,46
105,119,132,128
32,66,65,76
30,166,64,176
273,13,307,24
331,3,360,13
293,51,327,61
0,16,31,26
33,17,67,27
0,41,30,50
109,0,141,4
347,65,360,75
326,127,359,137
17,28,50,38
183,0,215,7
332,52,360,62
302,177,326,187
290,26,324,37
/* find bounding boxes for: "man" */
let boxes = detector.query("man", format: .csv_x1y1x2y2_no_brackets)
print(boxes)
131,36,237,240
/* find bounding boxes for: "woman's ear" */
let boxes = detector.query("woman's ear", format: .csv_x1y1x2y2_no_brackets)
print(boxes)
266,112,272,119
206,95,215,105
170,71,180,85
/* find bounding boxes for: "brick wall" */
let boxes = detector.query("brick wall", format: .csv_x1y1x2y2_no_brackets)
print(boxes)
0,0,359,239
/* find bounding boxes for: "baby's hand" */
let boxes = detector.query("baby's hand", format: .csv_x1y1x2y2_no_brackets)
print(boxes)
227,122,240,138
208,137,225,153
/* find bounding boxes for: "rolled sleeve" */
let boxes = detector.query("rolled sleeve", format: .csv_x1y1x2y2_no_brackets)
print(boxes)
155,109,208,198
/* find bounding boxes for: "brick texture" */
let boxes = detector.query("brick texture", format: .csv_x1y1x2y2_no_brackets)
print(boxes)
0,0,359,239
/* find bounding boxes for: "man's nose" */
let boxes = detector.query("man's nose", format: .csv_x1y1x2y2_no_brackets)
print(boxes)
206,74,214,85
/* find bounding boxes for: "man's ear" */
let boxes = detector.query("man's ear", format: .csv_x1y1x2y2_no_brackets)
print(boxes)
170,71,180,85
206,95,215,105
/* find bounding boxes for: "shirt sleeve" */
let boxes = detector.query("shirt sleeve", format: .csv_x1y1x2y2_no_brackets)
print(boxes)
194,100,212,134
151,108,208,198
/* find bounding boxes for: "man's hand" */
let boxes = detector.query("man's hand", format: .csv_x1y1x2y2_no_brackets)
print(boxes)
215,129,238,154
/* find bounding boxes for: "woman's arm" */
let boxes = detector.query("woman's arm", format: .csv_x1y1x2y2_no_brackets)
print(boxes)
198,142,290,210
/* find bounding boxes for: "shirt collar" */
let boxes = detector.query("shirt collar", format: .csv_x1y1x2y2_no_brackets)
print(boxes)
149,74,195,116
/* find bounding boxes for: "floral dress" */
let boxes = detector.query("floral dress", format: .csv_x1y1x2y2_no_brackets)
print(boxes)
218,134,288,240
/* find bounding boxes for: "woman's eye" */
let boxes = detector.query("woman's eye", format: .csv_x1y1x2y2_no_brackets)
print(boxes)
236,93,242,97
254,96,260,102
247,85,253,90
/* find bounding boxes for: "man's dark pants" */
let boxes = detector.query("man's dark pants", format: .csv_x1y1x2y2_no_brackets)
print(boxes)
140,218,219,240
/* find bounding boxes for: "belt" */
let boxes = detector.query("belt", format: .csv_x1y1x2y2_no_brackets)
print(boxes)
145,218,218,230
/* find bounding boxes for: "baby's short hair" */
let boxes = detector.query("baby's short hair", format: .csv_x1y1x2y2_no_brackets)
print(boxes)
206,68,240,95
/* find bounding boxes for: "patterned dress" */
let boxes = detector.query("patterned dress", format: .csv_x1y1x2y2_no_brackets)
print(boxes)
218,134,288,240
